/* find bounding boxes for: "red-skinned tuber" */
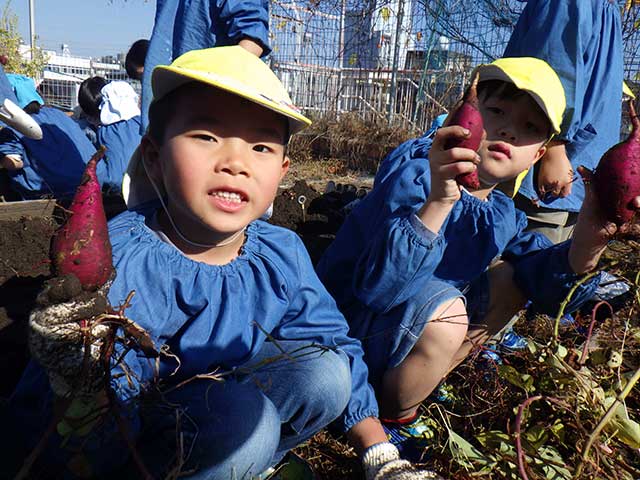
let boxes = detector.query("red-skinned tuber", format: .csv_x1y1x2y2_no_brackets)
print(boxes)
52,147,113,291
593,100,640,225
444,71,484,190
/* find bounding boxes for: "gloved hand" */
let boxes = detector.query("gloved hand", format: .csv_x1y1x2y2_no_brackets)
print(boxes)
362,442,445,480
29,273,112,399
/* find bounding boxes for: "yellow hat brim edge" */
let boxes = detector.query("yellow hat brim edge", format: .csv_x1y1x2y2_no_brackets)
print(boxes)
153,65,312,135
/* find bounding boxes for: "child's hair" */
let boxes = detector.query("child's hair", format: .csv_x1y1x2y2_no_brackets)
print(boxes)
23,100,41,115
478,79,553,139
147,82,291,149
125,39,149,81
78,76,108,120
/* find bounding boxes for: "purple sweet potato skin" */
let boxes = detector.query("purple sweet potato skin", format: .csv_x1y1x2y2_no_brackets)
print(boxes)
594,101,640,225
444,72,483,190
52,147,113,291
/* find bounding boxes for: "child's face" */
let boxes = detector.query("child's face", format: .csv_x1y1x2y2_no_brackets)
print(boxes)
143,85,289,242
476,90,549,185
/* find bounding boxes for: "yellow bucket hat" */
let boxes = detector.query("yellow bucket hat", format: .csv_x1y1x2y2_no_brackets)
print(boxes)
477,57,565,135
477,57,566,196
123,46,311,207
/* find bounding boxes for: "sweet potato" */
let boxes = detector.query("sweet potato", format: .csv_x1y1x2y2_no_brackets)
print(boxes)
52,147,113,291
444,71,484,189
593,100,640,225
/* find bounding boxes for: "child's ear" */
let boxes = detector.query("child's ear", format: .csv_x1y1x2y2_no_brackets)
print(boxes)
140,135,161,179
532,144,547,165
280,155,290,180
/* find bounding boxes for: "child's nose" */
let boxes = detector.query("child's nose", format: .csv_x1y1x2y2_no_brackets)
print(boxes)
218,143,248,176
498,127,516,142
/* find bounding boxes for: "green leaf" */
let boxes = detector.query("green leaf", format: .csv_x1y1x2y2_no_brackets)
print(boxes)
549,419,566,443
555,344,568,359
498,365,535,392
537,446,571,479
476,430,514,455
524,424,549,450
602,398,640,449
447,430,492,469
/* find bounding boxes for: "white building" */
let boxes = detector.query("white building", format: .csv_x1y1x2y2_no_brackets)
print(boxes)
19,44,134,110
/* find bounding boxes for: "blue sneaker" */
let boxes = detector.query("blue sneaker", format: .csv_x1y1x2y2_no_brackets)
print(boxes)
434,382,456,405
381,414,436,462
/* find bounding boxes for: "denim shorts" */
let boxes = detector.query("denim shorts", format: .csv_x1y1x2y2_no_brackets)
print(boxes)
352,274,490,389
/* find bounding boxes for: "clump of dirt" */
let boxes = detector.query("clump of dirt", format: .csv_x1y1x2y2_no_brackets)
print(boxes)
270,179,369,264
0,217,55,282
0,216,56,396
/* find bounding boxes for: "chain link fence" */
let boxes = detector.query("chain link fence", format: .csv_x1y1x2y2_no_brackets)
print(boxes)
269,0,640,133
33,1,640,129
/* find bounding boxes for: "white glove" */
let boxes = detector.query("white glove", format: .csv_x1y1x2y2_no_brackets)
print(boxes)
29,274,111,399
362,442,445,480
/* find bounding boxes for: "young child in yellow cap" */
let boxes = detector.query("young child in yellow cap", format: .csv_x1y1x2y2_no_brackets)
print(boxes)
5,47,441,480
317,56,640,459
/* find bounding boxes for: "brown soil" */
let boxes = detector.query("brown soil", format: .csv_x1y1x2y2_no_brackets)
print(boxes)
0,216,55,396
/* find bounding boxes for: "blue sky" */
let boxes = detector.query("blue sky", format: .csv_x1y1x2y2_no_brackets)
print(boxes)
11,0,156,58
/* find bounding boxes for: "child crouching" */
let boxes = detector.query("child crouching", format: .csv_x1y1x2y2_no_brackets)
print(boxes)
317,57,640,456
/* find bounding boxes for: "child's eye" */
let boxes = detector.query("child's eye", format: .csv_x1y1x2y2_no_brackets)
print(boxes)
525,122,541,134
194,134,216,142
487,106,503,115
253,144,273,153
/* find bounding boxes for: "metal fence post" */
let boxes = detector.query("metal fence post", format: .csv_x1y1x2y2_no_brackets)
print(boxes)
388,0,405,124
337,0,346,114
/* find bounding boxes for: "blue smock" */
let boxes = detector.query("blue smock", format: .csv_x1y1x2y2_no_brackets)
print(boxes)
0,107,97,198
140,0,271,133
0,64,19,106
96,116,142,191
103,207,377,432
504,0,623,212
317,137,600,323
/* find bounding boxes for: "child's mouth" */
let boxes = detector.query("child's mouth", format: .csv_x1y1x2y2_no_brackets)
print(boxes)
488,143,512,159
208,189,248,212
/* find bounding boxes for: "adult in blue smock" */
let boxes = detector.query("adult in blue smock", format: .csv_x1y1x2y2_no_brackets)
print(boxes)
140,0,270,133
504,0,624,244
96,81,142,192
0,74,96,199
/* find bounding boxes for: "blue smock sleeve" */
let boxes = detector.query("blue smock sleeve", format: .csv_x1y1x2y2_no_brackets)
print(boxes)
502,210,600,315
349,138,450,313
218,0,271,54
273,235,378,431
0,125,25,157
352,215,446,314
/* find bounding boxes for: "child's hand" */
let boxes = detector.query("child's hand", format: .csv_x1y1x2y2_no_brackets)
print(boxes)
29,274,111,399
537,141,573,202
416,126,480,234
569,166,640,273
428,125,481,204
362,442,444,480
238,38,264,57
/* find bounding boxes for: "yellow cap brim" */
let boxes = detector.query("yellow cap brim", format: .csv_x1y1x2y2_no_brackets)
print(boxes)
623,81,636,100
476,62,563,135
153,65,311,135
